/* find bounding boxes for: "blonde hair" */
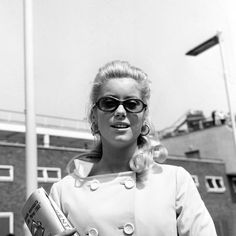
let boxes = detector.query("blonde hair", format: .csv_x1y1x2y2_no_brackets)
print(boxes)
67,60,167,175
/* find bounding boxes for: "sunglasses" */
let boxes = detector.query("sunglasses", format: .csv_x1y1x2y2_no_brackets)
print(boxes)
95,96,147,113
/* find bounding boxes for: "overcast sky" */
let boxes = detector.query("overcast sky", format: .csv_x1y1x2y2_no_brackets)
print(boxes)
0,0,236,131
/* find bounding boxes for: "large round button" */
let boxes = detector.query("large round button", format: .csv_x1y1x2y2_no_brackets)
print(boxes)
90,179,100,191
124,178,135,189
88,227,99,236
123,223,135,235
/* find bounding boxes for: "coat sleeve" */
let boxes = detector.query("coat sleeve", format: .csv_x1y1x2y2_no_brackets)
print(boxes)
175,167,217,236
49,182,63,214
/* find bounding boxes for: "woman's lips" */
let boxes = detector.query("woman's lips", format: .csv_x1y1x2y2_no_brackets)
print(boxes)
111,123,130,129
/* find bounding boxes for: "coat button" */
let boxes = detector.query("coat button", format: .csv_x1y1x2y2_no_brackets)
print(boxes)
88,227,99,236
123,223,135,235
90,179,100,191
124,178,135,189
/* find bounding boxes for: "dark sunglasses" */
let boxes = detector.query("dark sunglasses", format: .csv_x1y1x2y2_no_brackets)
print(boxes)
95,96,147,113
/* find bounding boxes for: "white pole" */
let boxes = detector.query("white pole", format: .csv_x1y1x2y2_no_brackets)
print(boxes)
23,0,38,201
217,31,236,152
23,0,38,233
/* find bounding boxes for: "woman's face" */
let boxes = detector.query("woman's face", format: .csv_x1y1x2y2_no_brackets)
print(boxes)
94,78,147,148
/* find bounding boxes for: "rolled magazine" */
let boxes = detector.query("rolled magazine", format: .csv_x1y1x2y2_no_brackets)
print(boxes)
22,187,78,236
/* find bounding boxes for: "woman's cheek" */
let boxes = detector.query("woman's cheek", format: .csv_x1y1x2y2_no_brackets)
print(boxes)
131,120,143,136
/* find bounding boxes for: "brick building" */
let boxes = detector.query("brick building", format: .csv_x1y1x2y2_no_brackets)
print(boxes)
0,143,83,236
166,157,234,235
0,110,93,236
0,109,235,235
160,110,236,235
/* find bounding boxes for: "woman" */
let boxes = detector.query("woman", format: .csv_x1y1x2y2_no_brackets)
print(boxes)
51,60,217,236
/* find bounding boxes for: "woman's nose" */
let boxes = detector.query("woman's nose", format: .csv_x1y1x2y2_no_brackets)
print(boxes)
114,104,126,118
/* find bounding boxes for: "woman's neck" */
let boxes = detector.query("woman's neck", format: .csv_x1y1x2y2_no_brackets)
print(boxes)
91,142,138,175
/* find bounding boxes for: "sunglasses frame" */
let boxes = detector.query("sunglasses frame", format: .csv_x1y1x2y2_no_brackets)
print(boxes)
95,96,147,113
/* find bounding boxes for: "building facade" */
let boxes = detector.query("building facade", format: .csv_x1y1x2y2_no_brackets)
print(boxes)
0,109,235,235
160,111,236,235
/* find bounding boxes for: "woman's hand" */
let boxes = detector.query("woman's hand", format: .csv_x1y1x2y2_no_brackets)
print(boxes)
55,228,78,236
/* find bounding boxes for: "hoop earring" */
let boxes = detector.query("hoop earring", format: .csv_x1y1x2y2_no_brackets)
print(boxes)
141,123,150,136
91,122,99,135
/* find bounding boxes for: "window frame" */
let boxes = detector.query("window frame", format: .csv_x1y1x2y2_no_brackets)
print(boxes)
205,176,226,193
0,165,14,182
37,167,61,183
0,212,14,234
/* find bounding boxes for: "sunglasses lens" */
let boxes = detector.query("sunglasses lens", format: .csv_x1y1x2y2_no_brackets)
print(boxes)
96,97,146,113
124,99,144,112
98,97,118,111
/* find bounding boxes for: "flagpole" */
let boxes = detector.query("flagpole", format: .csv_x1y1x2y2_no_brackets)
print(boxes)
217,31,236,151
23,0,37,197
23,1,38,235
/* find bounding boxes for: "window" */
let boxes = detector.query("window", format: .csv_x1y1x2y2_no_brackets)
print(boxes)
232,177,236,193
0,212,14,235
37,167,61,183
227,175,236,203
185,150,200,158
191,175,199,187
205,176,226,193
0,165,14,181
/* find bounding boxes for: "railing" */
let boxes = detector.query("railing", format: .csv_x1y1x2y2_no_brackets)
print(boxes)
0,109,90,131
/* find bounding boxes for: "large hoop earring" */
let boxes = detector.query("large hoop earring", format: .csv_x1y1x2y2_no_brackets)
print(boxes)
91,122,99,135
141,123,150,136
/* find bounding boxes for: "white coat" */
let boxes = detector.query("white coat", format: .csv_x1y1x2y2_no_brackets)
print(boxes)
50,160,217,236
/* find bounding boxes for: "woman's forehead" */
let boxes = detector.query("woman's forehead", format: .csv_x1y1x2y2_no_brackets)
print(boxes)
100,78,142,98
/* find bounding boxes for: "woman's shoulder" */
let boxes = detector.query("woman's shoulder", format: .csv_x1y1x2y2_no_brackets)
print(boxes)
151,162,183,172
150,163,192,180
51,173,76,191
51,156,99,188
147,164,195,195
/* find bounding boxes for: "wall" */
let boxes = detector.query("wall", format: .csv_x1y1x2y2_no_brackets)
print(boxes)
166,157,235,236
161,125,236,174
0,143,235,236
0,143,82,236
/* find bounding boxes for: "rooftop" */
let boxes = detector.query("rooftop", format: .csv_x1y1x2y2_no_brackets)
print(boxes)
0,109,94,149
159,109,232,139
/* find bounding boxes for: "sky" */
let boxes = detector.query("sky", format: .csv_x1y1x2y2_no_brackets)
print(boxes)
0,0,236,131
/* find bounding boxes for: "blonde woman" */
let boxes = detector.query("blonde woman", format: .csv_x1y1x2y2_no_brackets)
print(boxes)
51,61,217,236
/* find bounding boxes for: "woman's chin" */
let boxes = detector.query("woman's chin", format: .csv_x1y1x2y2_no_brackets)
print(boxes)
110,136,137,148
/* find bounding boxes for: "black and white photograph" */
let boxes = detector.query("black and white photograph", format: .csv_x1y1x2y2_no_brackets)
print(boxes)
0,1,236,235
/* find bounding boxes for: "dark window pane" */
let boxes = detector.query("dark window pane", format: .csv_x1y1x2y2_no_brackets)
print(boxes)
232,178,236,192
47,170,58,178
0,217,10,235
0,168,10,177
215,179,222,188
207,179,214,188
37,170,43,178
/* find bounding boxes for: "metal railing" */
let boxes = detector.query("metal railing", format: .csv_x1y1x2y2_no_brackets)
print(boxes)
0,109,90,131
